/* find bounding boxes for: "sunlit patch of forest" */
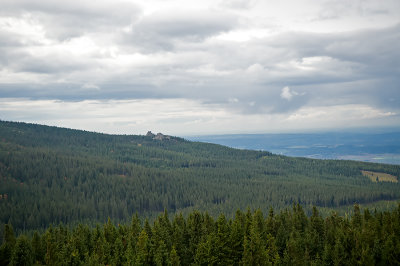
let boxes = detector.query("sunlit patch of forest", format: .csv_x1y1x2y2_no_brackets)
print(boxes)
362,170,398,183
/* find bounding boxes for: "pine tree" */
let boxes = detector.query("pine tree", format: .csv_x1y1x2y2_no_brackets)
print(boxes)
265,207,275,236
31,231,45,264
10,235,33,266
230,210,245,264
242,213,269,266
0,223,16,266
195,233,218,266
194,240,209,266
265,233,279,264
91,225,107,264
129,213,141,248
44,226,57,266
309,206,324,259
352,204,362,229
136,230,151,266
360,246,375,266
283,231,304,265
172,213,190,265
187,211,204,261
169,246,180,266
382,234,400,265
215,214,233,265
154,240,170,266
112,236,126,266
104,218,117,244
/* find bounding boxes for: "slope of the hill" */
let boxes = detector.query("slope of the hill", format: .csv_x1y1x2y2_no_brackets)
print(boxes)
0,120,399,232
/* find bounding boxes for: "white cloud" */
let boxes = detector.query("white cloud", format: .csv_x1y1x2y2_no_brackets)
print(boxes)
81,83,100,90
1,98,398,135
280,86,298,101
285,104,398,130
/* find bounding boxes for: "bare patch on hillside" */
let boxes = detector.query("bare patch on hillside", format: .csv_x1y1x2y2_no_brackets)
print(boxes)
362,170,398,183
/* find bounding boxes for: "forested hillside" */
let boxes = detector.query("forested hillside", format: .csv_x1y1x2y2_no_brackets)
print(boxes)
0,120,399,234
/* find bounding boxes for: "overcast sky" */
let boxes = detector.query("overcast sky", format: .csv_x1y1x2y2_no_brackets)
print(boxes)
0,0,399,135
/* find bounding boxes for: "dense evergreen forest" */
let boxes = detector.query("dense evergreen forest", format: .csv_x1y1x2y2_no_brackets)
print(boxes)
1,204,400,265
0,120,399,236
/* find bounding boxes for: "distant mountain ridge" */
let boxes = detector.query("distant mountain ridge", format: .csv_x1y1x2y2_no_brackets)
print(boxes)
0,120,399,233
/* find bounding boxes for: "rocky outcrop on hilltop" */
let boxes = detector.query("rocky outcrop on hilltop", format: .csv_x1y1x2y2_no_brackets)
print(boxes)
146,131,171,141
146,131,155,138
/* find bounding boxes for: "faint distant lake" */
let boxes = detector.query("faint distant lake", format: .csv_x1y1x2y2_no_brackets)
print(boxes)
186,131,400,165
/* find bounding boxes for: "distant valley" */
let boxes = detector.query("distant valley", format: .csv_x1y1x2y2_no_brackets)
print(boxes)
187,131,400,165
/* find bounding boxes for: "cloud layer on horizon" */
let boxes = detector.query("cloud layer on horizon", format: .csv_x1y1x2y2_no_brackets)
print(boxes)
0,0,399,134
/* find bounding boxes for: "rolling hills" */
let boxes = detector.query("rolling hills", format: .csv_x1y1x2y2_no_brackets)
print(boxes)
0,120,399,233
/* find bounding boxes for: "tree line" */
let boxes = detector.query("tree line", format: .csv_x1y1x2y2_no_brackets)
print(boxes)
1,204,399,265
